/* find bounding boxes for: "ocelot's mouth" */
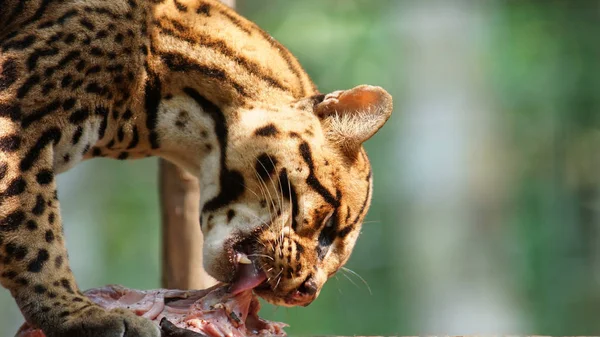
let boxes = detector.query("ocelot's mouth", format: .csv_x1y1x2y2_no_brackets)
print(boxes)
228,238,268,294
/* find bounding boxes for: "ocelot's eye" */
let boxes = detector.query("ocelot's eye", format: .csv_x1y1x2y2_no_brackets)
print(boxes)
318,210,336,248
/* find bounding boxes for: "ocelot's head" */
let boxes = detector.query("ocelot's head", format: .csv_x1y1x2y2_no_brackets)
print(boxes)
198,85,392,306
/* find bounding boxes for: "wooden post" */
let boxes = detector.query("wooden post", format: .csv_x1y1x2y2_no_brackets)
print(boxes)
159,0,235,290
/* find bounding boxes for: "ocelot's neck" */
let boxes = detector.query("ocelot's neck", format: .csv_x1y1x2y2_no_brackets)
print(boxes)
133,0,316,164
91,0,318,171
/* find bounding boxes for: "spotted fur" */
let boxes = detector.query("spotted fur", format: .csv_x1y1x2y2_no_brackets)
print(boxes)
0,0,392,335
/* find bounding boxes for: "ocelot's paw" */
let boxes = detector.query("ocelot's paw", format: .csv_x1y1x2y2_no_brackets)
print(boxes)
46,307,160,337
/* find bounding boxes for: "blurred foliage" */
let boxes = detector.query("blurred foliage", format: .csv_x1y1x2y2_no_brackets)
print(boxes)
1,1,600,336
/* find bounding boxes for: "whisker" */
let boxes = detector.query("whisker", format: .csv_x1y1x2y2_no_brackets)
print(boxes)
247,253,274,261
341,266,372,295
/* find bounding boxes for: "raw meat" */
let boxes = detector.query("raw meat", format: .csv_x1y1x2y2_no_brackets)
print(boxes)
15,284,287,337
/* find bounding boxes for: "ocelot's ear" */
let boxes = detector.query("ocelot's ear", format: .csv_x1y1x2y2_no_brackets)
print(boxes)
315,85,393,156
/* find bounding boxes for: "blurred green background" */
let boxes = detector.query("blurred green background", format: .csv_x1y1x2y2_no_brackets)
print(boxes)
2,0,600,335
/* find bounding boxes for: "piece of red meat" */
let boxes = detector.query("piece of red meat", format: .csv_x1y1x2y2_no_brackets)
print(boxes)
15,284,287,337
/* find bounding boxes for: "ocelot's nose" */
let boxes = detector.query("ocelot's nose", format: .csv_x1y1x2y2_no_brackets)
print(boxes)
285,276,319,306
297,277,318,296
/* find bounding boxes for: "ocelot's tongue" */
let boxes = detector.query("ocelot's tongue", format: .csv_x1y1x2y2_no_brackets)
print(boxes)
230,262,267,294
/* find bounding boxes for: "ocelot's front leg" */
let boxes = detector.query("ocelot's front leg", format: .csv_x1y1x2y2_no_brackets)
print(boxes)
0,136,159,337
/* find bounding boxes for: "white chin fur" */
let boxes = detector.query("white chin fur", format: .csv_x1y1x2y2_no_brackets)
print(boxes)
201,204,270,280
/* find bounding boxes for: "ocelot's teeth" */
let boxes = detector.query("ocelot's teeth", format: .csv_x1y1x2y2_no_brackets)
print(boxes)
238,255,252,264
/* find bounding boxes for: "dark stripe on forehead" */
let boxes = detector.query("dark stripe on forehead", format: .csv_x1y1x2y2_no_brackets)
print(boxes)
184,87,244,212
299,142,339,207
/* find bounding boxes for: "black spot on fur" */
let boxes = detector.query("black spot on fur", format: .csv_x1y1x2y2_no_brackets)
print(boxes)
91,147,101,157
71,126,83,145
0,103,21,121
17,74,40,98
0,211,25,232
26,220,38,231
13,245,27,261
85,65,101,75
117,152,129,160
295,241,304,261
122,109,133,120
58,9,78,24
20,128,61,172
15,277,28,286
127,126,139,149
55,255,63,268
41,83,55,95
68,108,89,124
61,74,73,88
95,30,108,39
47,31,64,44
57,50,81,70
0,58,18,91
48,212,55,224
0,162,7,181
2,177,26,197
71,79,84,90
255,153,277,180
27,48,59,71
90,47,104,56
36,169,53,185
27,249,50,273
75,60,86,72
0,135,21,152
22,99,61,127
64,33,76,44
114,33,124,44
61,279,74,294
32,195,46,215
117,126,125,142
44,229,54,243
1,270,16,279
226,209,235,223
254,124,279,137
197,3,210,15
85,82,104,94
2,34,35,51
34,284,47,294
79,18,95,30
174,0,187,11
97,108,109,139
144,71,162,149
